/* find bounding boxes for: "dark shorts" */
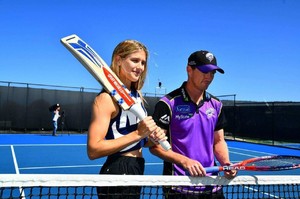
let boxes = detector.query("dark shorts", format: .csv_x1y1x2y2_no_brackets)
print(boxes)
97,155,145,199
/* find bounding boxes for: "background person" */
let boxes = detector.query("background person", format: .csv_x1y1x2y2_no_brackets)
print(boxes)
51,104,60,136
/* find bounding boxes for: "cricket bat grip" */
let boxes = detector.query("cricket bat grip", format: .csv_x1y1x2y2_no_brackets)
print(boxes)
129,103,171,151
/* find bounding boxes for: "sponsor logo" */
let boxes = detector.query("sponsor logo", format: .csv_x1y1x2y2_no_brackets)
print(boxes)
175,114,191,120
205,108,215,119
206,52,214,62
181,88,188,101
159,114,170,124
223,166,245,171
176,105,190,113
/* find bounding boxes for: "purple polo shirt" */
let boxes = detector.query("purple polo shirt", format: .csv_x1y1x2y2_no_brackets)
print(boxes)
153,82,226,176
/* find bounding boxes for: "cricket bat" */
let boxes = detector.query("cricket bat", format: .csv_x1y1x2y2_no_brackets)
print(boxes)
60,34,171,151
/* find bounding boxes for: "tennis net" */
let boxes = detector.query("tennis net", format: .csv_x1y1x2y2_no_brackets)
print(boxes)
1,174,300,199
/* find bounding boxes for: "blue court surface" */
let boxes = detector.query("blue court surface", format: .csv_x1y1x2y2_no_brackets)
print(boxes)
1,133,300,175
0,134,299,199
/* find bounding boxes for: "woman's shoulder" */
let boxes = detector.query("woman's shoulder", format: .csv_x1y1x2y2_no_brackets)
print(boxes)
94,91,119,114
95,92,114,104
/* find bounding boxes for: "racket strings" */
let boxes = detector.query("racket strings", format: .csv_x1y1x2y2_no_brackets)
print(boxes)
244,157,300,168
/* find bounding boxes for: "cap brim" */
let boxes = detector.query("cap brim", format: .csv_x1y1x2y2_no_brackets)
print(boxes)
196,64,224,74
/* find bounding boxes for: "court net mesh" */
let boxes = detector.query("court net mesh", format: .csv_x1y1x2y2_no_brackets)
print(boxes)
1,174,300,199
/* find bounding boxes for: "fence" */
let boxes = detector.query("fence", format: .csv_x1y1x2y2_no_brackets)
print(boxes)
0,81,299,149
224,102,300,145
0,81,161,133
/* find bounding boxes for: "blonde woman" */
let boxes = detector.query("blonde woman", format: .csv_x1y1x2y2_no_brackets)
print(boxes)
87,40,164,198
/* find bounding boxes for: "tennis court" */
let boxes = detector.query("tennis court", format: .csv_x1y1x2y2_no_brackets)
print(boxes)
1,133,300,198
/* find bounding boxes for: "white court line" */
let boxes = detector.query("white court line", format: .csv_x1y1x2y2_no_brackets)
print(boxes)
10,145,25,198
229,146,275,156
19,162,163,171
12,144,276,170
19,164,103,170
0,143,86,147
10,145,20,174
244,186,282,199
229,146,275,155
228,147,275,163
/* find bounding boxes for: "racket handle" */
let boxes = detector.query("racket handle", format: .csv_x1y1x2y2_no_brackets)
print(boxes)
205,166,220,173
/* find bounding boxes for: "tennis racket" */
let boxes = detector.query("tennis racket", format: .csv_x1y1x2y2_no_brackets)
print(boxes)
205,155,300,173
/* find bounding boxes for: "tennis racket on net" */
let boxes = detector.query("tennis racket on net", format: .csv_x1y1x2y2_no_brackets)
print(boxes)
205,155,300,173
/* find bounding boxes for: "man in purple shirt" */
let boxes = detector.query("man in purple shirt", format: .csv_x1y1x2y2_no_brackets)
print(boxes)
150,50,237,198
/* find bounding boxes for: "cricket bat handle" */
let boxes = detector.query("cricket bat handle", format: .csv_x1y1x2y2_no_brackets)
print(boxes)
129,104,171,151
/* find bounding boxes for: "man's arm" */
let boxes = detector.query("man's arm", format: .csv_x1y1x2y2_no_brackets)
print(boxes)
149,131,206,177
213,129,237,178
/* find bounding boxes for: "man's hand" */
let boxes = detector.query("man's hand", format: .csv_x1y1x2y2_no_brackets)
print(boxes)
182,158,206,177
224,169,237,179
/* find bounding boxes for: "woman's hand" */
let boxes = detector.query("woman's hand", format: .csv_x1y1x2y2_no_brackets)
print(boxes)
136,116,157,139
149,127,167,144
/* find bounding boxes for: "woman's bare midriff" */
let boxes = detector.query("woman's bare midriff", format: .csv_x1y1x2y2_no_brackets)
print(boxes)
121,148,143,158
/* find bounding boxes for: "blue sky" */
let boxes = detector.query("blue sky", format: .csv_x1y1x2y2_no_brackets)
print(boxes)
0,0,300,102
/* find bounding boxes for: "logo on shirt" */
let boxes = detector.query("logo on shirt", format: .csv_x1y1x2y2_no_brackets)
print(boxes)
175,105,193,120
175,114,191,120
205,108,215,119
159,114,170,124
176,105,190,113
